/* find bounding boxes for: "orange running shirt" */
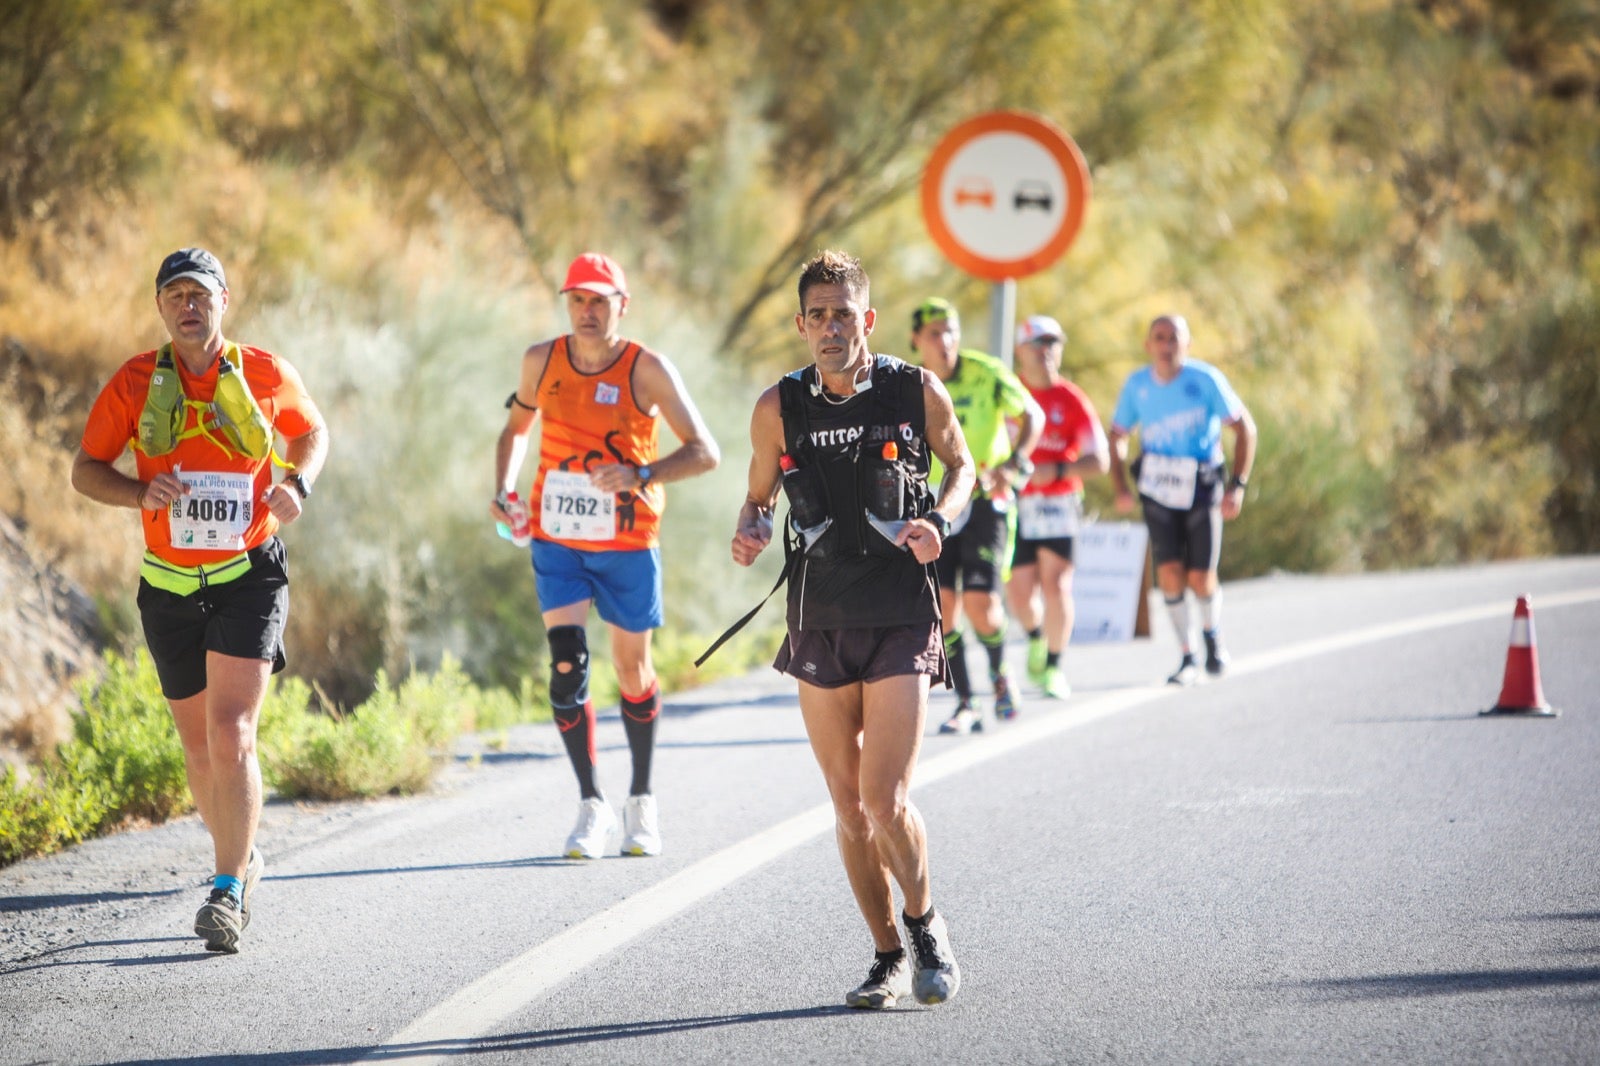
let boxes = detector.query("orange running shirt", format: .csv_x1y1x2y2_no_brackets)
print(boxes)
529,336,662,552
80,342,323,566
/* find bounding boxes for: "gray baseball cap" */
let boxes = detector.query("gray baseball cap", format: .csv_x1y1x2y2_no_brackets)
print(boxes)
155,247,227,293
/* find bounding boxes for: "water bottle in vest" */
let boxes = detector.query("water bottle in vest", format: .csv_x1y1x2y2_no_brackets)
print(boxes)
868,441,903,520
778,454,827,532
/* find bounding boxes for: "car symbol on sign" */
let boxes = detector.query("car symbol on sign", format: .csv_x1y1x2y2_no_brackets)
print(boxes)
953,176,995,208
1014,180,1053,211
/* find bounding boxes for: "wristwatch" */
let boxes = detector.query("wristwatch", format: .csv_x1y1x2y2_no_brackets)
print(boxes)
1228,474,1248,491
636,464,654,487
285,473,312,499
924,511,952,538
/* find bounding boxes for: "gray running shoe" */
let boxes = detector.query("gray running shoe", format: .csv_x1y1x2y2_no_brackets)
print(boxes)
195,889,243,954
845,949,912,1009
241,846,264,930
1167,654,1201,687
904,909,961,1005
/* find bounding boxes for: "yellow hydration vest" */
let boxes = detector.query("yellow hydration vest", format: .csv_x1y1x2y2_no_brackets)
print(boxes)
135,341,287,466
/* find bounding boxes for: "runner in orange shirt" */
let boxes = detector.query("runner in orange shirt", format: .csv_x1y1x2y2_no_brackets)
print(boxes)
491,253,719,860
72,248,328,954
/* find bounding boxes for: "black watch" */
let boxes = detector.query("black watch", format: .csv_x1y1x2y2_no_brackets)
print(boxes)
924,511,951,538
1227,474,1248,491
286,473,312,499
636,464,654,487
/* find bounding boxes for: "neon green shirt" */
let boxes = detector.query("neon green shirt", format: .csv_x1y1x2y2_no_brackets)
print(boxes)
928,348,1031,479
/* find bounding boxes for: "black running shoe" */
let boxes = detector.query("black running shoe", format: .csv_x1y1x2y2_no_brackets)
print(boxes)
904,909,961,1005
195,888,243,954
1167,653,1201,687
845,948,911,1009
1202,630,1229,677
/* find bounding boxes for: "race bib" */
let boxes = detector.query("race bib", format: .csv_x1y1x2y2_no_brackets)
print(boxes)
540,469,614,541
167,470,253,551
1019,492,1083,540
1137,454,1199,510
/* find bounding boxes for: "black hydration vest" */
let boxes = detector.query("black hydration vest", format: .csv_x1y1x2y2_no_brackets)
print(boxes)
777,355,939,631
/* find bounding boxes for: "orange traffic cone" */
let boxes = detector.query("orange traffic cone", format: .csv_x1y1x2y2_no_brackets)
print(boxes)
1480,595,1559,717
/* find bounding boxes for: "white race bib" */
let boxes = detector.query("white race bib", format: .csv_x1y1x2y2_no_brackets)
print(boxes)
1137,454,1199,510
1019,492,1083,540
167,470,253,551
540,469,615,541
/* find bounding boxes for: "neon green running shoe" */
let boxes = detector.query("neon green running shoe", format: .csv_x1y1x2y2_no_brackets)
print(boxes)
1026,636,1047,683
1039,666,1071,700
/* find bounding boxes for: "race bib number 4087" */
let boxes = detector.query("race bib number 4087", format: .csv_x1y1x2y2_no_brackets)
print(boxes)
168,470,253,550
540,469,615,541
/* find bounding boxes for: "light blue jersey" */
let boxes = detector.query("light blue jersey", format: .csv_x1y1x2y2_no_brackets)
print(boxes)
1110,359,1244,463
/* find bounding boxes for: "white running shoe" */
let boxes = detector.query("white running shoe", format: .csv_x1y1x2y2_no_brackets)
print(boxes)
564,797,617,859
621,794,662,857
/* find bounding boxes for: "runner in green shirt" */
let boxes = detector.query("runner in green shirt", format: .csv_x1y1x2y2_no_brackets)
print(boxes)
910,298,1042,733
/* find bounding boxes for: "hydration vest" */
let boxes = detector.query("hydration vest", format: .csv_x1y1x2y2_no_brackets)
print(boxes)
694,355,937,666
135,342,283,465
775,356,934,560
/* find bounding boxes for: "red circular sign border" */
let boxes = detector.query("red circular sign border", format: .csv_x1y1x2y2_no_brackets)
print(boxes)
921,110,1091,281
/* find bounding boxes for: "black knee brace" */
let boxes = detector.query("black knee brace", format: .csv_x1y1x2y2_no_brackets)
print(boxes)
547,624,590,710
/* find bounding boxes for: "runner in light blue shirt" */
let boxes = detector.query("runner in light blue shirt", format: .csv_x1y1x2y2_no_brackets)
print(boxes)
1109,315,1256,687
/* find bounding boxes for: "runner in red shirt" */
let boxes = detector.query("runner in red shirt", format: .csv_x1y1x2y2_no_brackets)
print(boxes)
1005,315,1108,699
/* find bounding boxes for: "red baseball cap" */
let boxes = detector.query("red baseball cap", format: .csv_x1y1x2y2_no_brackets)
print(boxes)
560,252,628,297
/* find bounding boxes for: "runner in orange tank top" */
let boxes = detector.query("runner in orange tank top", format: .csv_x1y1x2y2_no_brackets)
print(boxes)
491,252,719,860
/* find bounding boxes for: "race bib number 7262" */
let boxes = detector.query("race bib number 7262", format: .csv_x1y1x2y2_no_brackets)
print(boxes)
540,469,615,541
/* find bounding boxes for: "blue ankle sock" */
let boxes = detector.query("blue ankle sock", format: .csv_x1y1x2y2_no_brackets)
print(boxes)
212,875,243,901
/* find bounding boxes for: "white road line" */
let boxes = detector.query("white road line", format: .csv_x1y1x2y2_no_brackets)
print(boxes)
375,587,1600,1060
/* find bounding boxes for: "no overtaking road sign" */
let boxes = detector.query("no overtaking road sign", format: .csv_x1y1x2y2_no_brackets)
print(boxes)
921,110,1091,281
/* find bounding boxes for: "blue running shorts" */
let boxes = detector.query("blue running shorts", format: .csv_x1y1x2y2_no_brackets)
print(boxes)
530,541,663,632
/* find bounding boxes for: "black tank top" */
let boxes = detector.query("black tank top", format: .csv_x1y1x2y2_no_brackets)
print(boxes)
778,356,939,631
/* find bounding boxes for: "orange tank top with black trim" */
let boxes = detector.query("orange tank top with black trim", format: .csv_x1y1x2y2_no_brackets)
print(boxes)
529,336,662,551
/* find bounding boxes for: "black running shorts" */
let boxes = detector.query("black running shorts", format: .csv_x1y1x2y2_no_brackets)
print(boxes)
934,494,1015,593
774,622,946,689
137,537,290,700
1141,496,1223,573
1011,534,1074,568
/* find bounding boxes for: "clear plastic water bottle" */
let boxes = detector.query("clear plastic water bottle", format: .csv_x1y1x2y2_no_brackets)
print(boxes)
497,491,532,547
778,454,827,531
868,441,903,520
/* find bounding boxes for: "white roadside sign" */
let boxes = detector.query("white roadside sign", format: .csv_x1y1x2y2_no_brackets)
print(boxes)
1070,520,1150,644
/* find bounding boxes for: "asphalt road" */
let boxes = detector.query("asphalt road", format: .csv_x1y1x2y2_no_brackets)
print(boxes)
3,557,1599,1065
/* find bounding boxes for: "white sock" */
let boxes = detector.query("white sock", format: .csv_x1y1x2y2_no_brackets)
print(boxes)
1164,594,1194,654
1197,589,1222,633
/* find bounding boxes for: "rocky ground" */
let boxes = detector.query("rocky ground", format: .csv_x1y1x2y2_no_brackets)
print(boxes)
0,511,104,765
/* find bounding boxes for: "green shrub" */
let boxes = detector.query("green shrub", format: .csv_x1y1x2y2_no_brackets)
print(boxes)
261,654,542,801
68,649,191,824
0,755,114,866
